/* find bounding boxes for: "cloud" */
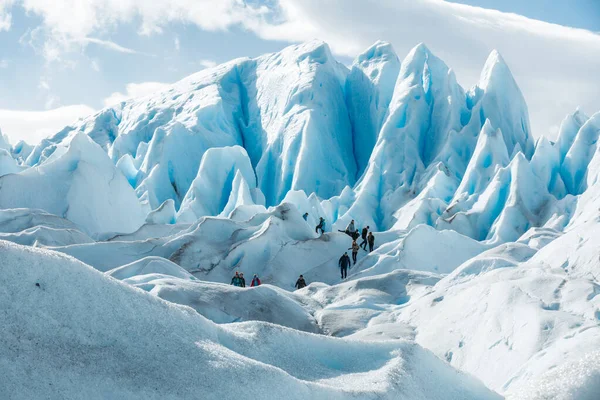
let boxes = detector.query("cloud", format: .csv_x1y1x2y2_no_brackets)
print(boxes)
0,105,96,145
0,59,8,68
174,36,180,52
248,0,600,138
38,79,50,91
8,0,600,137
0,0,13,31
14,0,268,56
199,59,217,69
103,81,171,107
80,37,142,55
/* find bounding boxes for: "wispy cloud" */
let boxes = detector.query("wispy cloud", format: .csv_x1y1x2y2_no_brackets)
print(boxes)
103,81,171,107
12,0,268,60
199,59,217,69
80,37,143,55
0,59,8,68
37,78,60,109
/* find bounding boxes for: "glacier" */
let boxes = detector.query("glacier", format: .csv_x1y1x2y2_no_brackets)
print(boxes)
1,40,600,399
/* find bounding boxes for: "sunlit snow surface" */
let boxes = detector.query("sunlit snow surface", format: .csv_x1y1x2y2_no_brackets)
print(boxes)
1,40,600,399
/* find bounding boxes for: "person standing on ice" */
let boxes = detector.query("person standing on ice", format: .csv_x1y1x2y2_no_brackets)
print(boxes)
303,212,309,221
348,240,360,265
239,273,246,288
295,275,307,289
339,252,351,279
250,274,261,287
368,232,375,252
315,217,325,234
359,226,369,250
230,272,243,287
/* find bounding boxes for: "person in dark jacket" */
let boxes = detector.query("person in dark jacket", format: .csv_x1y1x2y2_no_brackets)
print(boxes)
339,252,351,279
349,240,360,265
239,273,246,288
230,272,243,287
251,274,261,287
303,212,309,221
359,226,369,250
315,217,325,234
367,232,375,252
295,275,307,289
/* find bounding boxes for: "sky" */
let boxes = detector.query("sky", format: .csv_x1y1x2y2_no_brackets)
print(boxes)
0,0,599,144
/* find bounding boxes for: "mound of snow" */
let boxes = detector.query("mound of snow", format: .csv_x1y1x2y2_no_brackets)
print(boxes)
303,270,439,337
177,146,259,223
352,225,488,278
106,256,195,280
0,208,94,246
0,133,146,237
0,148,23,176
129,277,320,333
387,239,600,395
145,199,176,224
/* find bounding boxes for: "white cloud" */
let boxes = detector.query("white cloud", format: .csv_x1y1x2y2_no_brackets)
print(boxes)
44,94,59,110
250,0,600,138
103,81,171,107
80,37,142,55
0,0,13,31
38,79,50,91
0,59,8,68
174,36,180,52
15,0,268,57
199,59,217,69
0,105,96,144
37,78,61,110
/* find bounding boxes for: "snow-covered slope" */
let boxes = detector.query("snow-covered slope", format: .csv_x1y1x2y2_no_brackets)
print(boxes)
1,240,500,399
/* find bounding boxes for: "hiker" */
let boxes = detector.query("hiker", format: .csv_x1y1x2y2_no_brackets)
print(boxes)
315,217,325,234
230,272,243,287
295,275,307,289
339,252,351,279
346,219,356,233
239,273,246,288
348,240,360,265
346,219,357,236
359,226,369,250
303,212,309,221
251,274,261,287
368,232,375,252
339,219,360,240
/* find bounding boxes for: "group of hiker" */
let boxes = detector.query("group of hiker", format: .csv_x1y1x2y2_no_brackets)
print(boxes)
229,214,376,290
311,214,376,280
337,219,375,279
231,271,308,290
341,219,375,252
230,272,261,287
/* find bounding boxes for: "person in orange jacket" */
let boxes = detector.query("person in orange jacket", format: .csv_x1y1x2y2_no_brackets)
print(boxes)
251,274,261,287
